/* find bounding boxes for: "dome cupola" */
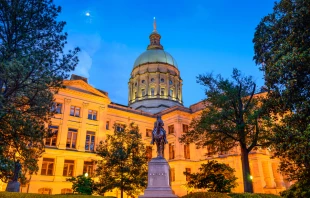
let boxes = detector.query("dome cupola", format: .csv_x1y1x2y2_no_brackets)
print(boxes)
128,18,183,114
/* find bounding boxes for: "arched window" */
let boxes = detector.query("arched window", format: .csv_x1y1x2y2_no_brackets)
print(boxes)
61,188,73,194
38,188,52,194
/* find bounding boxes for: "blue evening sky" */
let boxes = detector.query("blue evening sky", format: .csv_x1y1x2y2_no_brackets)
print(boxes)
54,0,275,107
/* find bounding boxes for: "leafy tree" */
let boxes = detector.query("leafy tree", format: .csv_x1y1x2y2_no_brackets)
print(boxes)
184,160,238,193
67,174,95,195
253,0,310,195
96,123,148,198
0,0,79,184
180,69,271,193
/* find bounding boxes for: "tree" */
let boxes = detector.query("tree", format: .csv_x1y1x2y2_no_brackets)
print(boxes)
0,0,79,184
180,69,272,193
67,174,95,195
253,0,310,195
184,160,238,193
96,123,148,198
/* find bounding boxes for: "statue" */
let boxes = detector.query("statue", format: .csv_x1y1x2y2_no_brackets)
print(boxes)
6,160,21,192
12,160,21,182
150,115,168,158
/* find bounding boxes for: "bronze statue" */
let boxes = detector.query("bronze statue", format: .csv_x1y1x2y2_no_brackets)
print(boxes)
151,115,168,158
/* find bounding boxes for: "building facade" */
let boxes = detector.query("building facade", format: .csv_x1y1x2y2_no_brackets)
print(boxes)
2,20,291,197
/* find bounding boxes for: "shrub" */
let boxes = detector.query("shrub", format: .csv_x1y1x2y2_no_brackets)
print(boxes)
229,193,280,198
181,192,231,198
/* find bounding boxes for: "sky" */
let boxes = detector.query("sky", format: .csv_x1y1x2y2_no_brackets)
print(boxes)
54,0,276,107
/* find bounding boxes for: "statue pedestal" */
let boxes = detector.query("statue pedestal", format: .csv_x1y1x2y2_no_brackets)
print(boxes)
5,181,20,192
139,157,177,198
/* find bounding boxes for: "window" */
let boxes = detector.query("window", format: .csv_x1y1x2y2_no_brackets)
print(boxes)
169,80,173,85
61,188,72,194
142,89,146,96
83,161,94,177
170,89,173,96
116,124,125,132
41,158,54,176
170,168,175,182
168,125,174,134
106,121,110,130
169,143,175,160
151,88,155,96
45,126,58,147
161,78,164,82
66,128,78,149
38,188,52,194
161,88,165,95
146,146,152,161
151,78,155,82
70,106,80,117
134,91,137,98
63,160,74,177
88,110,97,120
185,168,191,181
184,144,190,159
146,129,152,137
142,80,145,83
182,124,189,133
85,131,95,152
51,102,62,114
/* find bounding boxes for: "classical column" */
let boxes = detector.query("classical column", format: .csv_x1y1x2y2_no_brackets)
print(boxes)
77,102,89,152
179,80,183,102
137,75,140,99
272,162,284,188
250,158,265,193
54,156,65,181
157,71,160,96
262,161,275,188
175,76,178,100
166,73,169,97
128,82,131,103
59,98,71,149
145,73,149,97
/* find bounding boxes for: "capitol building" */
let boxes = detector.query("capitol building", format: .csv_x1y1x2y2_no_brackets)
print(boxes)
2,21,291,197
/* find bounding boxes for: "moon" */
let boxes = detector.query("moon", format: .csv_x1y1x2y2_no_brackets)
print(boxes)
86,12,90,17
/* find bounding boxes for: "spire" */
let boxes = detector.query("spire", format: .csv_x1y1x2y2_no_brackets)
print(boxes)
153,17,157,32
147,17,163,50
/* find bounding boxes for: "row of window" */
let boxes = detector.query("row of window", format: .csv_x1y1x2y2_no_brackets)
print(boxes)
38,188,72,195
134,78,175,86
168,143,190,160
134,87,177,98
41,158,94,177
46,126,95,151
51,103,98,120
169,168,191,182
145,124,189,137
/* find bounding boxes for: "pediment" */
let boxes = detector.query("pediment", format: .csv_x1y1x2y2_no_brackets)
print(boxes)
63,80,108,98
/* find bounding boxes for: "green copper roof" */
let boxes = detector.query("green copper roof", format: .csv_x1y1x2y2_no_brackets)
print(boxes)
133,49,178,68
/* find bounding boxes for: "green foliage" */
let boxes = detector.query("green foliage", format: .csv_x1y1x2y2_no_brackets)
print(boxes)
0,191,110,197
67,175,95,195
95,123,148,198
180,69,271,192
280,179,310,198
0,0,79,183
184,160,238,193
181,192,231,198
229,193,280,198
253,0,310,191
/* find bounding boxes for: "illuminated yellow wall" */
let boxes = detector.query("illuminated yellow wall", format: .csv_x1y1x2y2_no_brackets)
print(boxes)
8,78,290,197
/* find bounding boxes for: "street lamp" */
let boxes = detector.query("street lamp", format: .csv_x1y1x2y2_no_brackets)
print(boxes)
250,175,253,180
84,173,88,177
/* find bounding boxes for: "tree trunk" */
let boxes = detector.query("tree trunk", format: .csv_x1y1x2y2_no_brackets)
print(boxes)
241,147,253,193
121,189,123,198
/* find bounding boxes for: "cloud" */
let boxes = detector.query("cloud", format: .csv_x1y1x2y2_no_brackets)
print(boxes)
66,33,102,78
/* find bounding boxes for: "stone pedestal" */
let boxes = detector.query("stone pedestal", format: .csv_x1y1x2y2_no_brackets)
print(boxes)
139,157,177,198
5,181,20,192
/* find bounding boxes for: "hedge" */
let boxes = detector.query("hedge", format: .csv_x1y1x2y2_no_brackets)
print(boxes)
0,192,115,198
181,192,231,198
229,193,281,198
